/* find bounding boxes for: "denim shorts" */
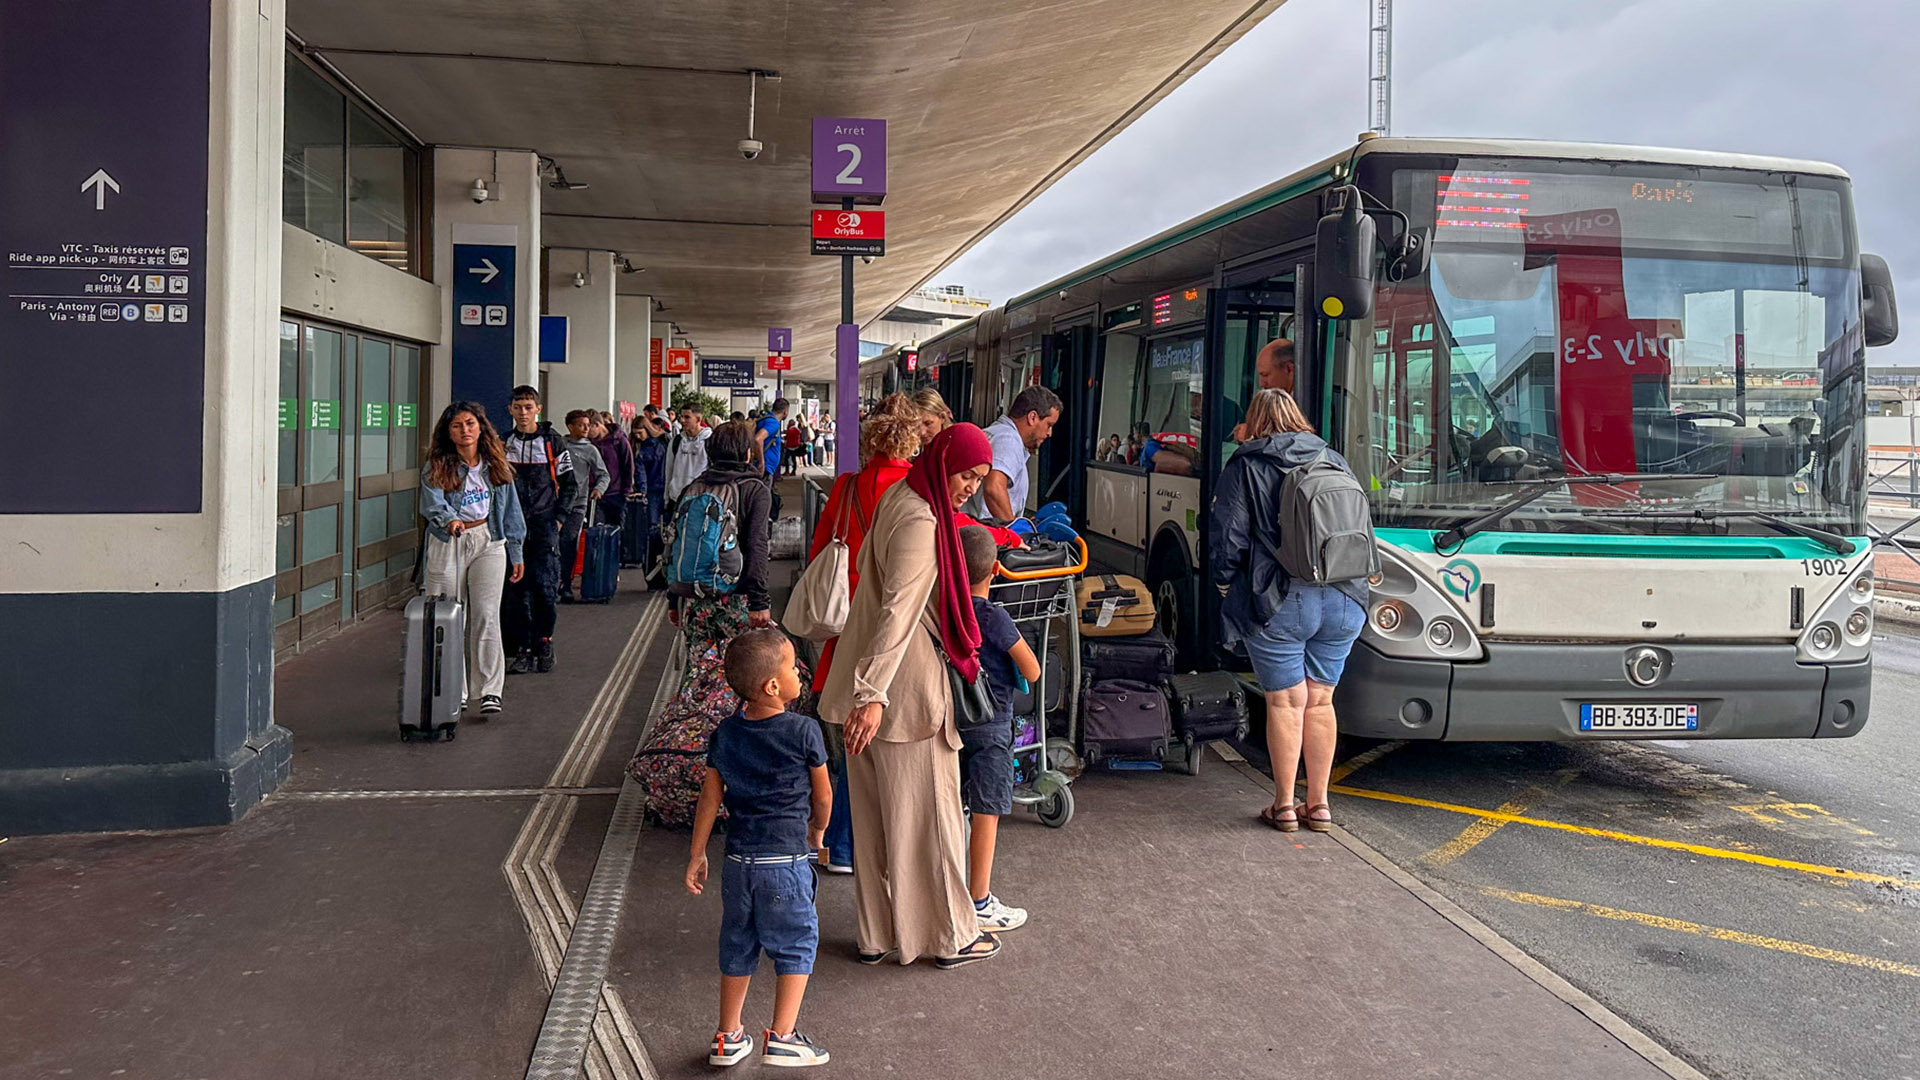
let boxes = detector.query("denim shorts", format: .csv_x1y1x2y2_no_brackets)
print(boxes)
718,856,819,977
1244,584,1365,692
958,718,1014,817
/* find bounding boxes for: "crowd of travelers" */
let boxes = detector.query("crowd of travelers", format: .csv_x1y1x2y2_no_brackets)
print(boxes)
419,341,1369,1068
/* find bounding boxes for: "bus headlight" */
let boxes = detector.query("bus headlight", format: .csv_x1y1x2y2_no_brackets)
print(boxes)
1363,544,1485,662
1374,603,1402,632
1809,623,1837,653
1796,557,1873,663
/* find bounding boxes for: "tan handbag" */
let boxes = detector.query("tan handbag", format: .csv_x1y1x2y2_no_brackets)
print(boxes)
782,481,866,641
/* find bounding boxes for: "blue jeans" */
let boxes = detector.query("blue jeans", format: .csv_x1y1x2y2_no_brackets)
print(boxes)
718,857,819,977
1244,584,1365,692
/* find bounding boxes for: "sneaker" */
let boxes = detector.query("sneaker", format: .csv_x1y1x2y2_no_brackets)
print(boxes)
479,695,502,715
761,1030,829,1068
708,1028,753,1067
535,639,556,674
823,860,853,876
975,894,1028,932
507,650,533,676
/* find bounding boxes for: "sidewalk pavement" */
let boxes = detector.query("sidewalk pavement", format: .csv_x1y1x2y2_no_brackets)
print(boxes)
1,555,1688,1080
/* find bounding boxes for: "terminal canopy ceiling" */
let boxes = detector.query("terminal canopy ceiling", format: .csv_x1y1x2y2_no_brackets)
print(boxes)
289,0,1289,379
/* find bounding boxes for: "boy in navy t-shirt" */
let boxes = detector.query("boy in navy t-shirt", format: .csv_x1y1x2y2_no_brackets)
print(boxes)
687,629,832,1068
958,526,1043,934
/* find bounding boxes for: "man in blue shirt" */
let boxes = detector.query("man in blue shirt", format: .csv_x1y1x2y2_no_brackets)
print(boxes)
754,398,789,519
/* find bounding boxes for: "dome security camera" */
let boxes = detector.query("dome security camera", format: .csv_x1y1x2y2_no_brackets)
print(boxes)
470,178,489,203
737,138,763,161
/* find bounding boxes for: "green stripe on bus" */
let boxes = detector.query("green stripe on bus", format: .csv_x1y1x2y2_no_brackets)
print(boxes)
1375,527,1869,561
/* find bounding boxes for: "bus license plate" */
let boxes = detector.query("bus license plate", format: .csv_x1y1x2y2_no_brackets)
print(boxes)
1579,703,1698,732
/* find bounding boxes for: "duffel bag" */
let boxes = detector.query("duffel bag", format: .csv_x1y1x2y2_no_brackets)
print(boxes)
1077,573,1156,637
1167,670,1249,745
1082,678,1171,763
1081,627,1176,685
997,536,1078,574
627,645,739,827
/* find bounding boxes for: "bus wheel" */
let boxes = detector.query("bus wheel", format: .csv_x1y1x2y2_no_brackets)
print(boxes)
1150,551,1195,668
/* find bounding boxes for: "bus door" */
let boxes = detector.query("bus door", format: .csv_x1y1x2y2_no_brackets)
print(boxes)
1200,267,1311,663
1037,323,1097,522
1085,328,1150,575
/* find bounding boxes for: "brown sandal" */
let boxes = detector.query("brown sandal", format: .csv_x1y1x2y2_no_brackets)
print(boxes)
1259,803,1300,833
1303,803,1334,833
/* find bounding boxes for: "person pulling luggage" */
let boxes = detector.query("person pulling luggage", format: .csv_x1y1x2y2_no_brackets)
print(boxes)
418,402,526,716
1210,389,1375,834
559,410,611,604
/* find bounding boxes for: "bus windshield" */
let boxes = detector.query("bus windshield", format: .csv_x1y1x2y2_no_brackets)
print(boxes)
1349,157,1867,537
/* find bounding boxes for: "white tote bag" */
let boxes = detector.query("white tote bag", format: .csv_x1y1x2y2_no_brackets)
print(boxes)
783,479,864,642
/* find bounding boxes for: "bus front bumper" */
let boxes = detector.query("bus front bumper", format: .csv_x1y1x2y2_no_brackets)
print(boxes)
1334,640,1870,741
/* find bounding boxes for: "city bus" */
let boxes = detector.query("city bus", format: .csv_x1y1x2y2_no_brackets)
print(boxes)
915,136,1899,740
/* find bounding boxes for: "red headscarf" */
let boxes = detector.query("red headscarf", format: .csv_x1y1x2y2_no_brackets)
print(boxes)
905,423,994,681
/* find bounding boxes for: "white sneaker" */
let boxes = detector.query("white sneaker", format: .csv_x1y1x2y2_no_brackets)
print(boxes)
975,894,1028,932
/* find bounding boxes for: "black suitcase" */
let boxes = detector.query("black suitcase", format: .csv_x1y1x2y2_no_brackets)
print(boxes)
620,495,651,567
579,523,621,603
1081,679,1171,763
1167,671,1249,745
1008,645,1065,718
400,593,464,742
1081,627,1176,686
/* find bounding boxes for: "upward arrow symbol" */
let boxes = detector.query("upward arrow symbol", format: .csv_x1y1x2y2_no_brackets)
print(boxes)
81,169,121,210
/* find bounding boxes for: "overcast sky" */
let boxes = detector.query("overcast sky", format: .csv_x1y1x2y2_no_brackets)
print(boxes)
940,0,1918,359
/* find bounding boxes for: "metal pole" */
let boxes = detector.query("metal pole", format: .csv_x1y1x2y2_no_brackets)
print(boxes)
835,197,859,475
1369,0,1392,136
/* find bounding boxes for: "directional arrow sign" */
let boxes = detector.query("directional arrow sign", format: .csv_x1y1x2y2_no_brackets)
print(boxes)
469,257,500,284
80,168,120,210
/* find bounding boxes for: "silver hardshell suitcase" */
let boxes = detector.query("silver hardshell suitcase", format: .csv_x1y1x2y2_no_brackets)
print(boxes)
400,593,465,741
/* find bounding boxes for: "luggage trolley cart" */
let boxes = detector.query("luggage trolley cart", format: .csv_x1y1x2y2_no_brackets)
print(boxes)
989,537,1088,828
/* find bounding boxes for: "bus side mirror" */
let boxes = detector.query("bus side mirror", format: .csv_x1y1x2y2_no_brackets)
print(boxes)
1863,253,1899,347
1315,186,1376,320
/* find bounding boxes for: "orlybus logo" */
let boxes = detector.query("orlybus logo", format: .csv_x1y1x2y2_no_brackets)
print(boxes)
1439,558,1481,599
837,212,861,228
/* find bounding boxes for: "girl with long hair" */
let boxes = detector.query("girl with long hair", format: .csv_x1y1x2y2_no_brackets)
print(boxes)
419,402,527,716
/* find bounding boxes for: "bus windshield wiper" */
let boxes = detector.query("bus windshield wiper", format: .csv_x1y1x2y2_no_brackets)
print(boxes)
1582,508,1857,555
1433,473,1717,549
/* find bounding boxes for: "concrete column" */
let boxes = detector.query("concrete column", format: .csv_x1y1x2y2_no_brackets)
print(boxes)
0,0,290,833
614,295,653,412
429,148,540,426
542,249,616,415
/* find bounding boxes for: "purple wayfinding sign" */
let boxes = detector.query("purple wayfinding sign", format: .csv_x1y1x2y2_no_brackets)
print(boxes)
811,118,887,205
768,327,792,353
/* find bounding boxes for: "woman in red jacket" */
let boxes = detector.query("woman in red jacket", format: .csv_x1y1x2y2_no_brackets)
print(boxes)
808,393,922,872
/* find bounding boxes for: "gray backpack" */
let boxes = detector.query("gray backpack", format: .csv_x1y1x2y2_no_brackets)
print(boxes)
1268,452,1379,585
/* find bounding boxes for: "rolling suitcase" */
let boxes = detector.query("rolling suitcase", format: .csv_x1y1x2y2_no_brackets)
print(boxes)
1080,679,1171,764
620,494,651,567
1009,643,1065,718
1077,573,1156,637
1081,627,1177,686
400,593,464,742
579,520,621,603
1167,671,1250,745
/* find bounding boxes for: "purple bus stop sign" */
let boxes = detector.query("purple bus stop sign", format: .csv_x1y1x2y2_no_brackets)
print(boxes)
768,327,792,353
812,118,886,204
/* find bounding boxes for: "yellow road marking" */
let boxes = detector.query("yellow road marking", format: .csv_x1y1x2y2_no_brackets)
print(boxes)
1423,793,1538,868
1328,740,1404,784
1730,802,1877,836
1484,887,1920,979
1331,783,1911,889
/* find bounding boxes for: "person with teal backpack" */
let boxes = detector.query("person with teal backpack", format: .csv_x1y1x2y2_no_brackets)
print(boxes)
666,419,774,655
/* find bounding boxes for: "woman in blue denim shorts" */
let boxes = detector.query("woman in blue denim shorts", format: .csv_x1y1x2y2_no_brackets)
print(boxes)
1210,389,1369,834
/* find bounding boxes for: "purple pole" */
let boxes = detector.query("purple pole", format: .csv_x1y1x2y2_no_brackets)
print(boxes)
836,322,859,475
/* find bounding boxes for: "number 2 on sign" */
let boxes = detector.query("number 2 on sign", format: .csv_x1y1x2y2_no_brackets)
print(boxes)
835,143,864,185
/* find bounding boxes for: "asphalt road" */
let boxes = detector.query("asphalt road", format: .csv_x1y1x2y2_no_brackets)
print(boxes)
1306,635,1920,1080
